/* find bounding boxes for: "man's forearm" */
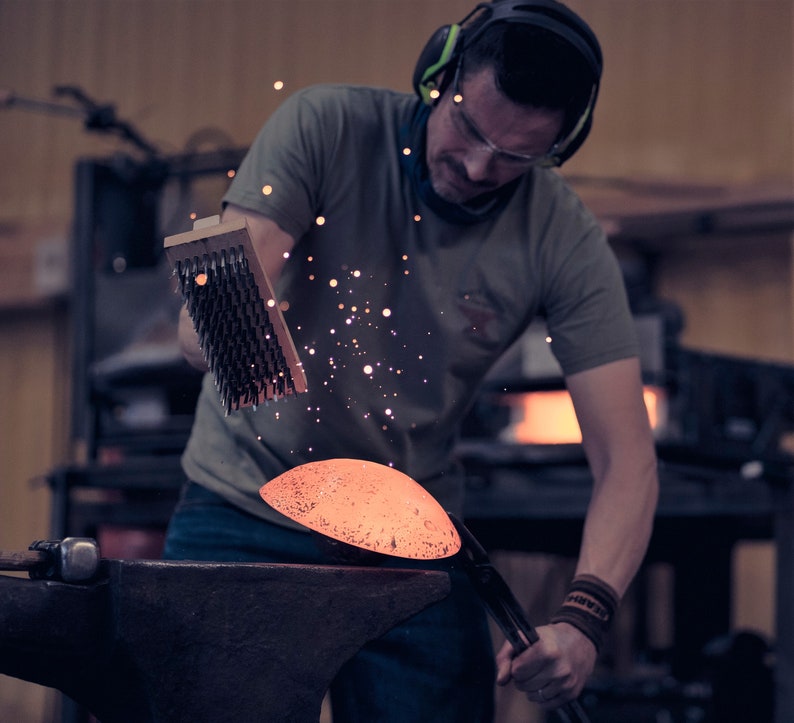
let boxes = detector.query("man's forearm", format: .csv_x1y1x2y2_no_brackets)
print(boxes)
565,357,660,598
575,457,659,597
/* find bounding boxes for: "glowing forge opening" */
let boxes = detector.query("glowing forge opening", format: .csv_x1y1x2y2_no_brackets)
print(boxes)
502,386,665,445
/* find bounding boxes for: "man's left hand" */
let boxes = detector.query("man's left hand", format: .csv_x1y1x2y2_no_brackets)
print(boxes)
495,622,597,709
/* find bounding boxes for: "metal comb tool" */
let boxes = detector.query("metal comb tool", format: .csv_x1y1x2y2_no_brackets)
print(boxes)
165,216,308,414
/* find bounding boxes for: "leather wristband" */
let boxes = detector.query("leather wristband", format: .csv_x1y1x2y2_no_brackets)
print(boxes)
550,574,619,652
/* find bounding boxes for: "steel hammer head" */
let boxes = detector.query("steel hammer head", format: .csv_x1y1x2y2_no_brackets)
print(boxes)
29,538,100,583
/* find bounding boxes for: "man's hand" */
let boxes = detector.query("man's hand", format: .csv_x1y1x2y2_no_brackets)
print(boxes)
495,622,597,709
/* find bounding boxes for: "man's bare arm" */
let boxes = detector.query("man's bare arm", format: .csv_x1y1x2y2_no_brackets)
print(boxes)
568,356,659,594
496,356,659,706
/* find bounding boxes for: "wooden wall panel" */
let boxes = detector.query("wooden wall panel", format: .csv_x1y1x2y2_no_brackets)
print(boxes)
656,231,794,361
567,0,794,183
0,0,466,222
0,309,69,538
0,307,69,723
1,0,791,224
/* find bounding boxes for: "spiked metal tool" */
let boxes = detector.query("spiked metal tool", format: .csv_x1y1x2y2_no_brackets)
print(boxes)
165,216,307,413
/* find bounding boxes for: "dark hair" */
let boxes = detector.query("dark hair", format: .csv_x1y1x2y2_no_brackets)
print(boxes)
463,20,597,137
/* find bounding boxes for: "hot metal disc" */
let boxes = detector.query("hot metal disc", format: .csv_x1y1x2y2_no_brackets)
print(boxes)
260,458,461,560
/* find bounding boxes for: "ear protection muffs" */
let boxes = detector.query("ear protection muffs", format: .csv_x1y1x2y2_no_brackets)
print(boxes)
412,0,603,165
412,23,463,105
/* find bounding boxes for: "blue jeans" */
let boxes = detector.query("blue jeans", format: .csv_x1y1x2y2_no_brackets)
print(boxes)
163,482,496,723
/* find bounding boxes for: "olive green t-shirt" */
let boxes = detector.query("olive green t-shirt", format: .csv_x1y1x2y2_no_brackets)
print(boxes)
181,84,638,527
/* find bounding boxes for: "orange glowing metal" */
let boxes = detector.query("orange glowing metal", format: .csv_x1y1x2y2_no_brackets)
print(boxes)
260,459,461,559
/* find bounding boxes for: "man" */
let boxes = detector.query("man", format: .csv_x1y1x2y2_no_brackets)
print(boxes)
165,1,659,720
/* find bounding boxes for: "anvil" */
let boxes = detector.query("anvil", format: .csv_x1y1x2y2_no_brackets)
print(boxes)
0,558,450,722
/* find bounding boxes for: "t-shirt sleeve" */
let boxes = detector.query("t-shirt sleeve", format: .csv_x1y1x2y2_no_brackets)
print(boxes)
533,178,640,376
222,87,334,240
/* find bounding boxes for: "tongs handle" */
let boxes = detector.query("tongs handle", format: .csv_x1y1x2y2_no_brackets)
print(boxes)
449,515,591,723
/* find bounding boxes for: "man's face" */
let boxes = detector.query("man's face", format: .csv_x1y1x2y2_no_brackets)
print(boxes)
425,66,564,205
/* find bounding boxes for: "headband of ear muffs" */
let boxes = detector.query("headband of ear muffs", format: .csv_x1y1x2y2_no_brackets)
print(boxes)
411,0,603,166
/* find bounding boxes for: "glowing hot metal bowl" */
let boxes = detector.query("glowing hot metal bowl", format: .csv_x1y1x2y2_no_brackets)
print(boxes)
260,459,461,560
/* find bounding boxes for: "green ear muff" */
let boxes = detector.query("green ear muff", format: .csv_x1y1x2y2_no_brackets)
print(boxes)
413,23,462,105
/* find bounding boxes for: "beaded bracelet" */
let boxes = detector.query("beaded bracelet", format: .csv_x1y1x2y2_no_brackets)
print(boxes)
550,574,620,652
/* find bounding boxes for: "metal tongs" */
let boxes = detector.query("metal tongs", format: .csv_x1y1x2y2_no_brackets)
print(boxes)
449,514,592,723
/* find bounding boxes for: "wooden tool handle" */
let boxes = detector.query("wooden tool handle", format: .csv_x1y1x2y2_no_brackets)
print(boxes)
0,549,47,572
